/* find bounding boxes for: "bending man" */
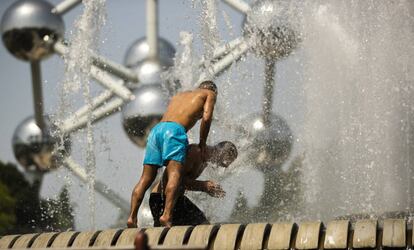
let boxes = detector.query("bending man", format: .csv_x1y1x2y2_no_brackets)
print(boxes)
127,81,217,227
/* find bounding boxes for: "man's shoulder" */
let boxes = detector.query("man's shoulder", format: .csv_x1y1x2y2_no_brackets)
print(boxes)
173,90,201,98
173,89,214,102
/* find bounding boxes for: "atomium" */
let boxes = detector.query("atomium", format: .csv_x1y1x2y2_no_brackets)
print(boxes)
1,0,65,61
12,116,71,172
243,0,299,60
241,112,293,170
124,37,176,68
122,84,170,148
0,0,302,220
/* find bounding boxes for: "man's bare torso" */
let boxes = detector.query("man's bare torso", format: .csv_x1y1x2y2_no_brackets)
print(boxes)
161,89,211,131
152,144,206,194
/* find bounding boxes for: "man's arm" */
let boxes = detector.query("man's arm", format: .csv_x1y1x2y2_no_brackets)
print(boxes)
183,178,225,198
183,178,206,191
199,92,216,147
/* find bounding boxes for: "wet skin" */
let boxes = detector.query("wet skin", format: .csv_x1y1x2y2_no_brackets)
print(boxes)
152,144,228,198
161,88,217,145
127,87,217,228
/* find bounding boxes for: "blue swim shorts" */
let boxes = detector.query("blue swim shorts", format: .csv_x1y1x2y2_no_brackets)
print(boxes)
143,122,189,167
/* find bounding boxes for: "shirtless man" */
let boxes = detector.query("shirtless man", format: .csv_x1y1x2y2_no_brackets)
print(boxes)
127,81,217,228
150,141,238,226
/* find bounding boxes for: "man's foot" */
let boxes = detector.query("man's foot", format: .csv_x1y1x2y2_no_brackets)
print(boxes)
159,214,172,228
127,216,137,228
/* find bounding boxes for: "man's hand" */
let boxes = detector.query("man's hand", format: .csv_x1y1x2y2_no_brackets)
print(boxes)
204,180,225,198
127,216,137,228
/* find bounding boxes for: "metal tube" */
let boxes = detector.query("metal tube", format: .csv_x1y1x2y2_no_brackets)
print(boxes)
147,0,159,59
263,59,275,126
90,66,134,101
91,53,139,82
52,0,82,15
30,61,45,130
53,41,139,82
64,157,129,213
61,97,125,134
52,40,68,55
221,0,250,14
198,40,250,82
62,90,114,127
198,37,243,66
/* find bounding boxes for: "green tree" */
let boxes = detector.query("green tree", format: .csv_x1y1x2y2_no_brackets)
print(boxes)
0,160,75,233
0,182,16,235
40,186,75,231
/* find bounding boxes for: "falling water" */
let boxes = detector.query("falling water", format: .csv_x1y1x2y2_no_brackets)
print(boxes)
200,0,220,59
184,0,414,223
169,31,197,91
297,0,414,220
60,0,106,229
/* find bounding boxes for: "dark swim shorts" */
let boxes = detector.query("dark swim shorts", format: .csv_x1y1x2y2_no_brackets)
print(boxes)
149,193,209,227
143,122,188,167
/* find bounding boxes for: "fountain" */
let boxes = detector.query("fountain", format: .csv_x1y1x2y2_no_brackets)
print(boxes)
0,0,414,248
298,0,414,221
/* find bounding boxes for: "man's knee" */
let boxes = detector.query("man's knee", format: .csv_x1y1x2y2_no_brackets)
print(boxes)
142,165,158,181
166,160,183,174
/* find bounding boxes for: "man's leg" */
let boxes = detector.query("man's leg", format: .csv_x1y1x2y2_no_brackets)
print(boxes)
182,196,209,225
159,160,183,227
127,165,158,228
173,195,209,226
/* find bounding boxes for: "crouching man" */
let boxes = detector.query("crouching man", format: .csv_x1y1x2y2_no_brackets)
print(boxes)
150,141,238,226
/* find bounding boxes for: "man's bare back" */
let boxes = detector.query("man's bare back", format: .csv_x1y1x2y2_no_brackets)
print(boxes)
148,141,237,226
161,89,216,133
152,141,237,196
152,144,207,194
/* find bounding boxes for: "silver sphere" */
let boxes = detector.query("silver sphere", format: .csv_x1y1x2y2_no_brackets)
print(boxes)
243,0,299,60
12,116,71,172
241,112,293,170
132,58,174,86
124,37,176,68
122,84,170,148
1,0,64,61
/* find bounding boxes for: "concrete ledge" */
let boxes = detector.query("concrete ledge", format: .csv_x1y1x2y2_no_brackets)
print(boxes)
2,218,414,250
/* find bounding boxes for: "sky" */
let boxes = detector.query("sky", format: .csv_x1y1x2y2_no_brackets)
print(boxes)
0,0,307,230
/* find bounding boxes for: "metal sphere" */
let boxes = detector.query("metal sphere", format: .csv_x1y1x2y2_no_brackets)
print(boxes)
124,37,176,68
131,58,174,86
122,84,170,148
12,116,71,172
242,112,293,170
1,0,64,61
243,0,299,60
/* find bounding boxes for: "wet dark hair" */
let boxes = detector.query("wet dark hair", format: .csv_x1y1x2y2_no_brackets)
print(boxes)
216,141,238,159
198,80,218,94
